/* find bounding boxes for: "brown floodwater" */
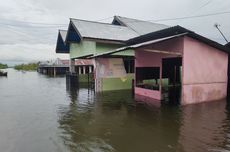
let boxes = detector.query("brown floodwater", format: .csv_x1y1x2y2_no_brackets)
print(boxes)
0,69,230,152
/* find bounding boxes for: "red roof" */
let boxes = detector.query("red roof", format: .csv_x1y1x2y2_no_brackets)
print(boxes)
75,59,93,65
60,59,93,66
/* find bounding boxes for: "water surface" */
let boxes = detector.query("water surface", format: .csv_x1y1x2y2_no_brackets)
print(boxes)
0,69,230,152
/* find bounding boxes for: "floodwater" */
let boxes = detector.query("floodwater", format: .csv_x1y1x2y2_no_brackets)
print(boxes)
1,69,230,152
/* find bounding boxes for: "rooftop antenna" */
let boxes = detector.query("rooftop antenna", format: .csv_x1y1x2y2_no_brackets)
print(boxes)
214,23,229,43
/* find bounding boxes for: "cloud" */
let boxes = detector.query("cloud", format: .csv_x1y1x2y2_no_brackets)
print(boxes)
0,0,229,64
0,43,68,63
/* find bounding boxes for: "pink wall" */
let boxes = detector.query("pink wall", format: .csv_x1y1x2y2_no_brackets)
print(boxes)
182,36,228,105
135,37,184,68
135,37,184,101
134,36,228,105
135,87,161,100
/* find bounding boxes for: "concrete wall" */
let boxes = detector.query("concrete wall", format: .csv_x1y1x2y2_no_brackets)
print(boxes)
135,37,184,101
95,58,134,92
69,40,136,92
182,36,228,105
70,41,96,59
101,74,134,91
70,41,133,59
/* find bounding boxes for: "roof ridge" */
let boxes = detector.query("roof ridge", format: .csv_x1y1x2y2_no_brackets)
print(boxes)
70,18,140,31
70,18,120,27
115,16,169,26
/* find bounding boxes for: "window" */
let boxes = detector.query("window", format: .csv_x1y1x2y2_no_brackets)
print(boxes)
123,59,134,73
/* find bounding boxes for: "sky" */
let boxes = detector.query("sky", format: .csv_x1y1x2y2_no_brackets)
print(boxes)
0,0,229,65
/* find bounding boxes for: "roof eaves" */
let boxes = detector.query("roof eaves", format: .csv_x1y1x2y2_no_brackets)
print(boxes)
225,42,230,48
89,33,188,59
55,31,60,53
126,25,229,53
187,32,229,53
83,37,126,44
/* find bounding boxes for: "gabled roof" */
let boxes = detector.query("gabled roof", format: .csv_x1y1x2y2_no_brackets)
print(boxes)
112,16,169,35
68,18,139,42
90,33,187,58
65,16,170,44
55,30,70,53
126,26,229,53
89,26,229,58
75,59,93,66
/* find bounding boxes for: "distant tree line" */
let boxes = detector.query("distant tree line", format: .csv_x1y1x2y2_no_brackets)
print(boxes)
0,63,8,69
14,63,38,71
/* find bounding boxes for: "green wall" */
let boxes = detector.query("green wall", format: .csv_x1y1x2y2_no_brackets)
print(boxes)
96,43,134,56
70,40,134,59
69,40,135,91
101,74,134,91
70,41,96,59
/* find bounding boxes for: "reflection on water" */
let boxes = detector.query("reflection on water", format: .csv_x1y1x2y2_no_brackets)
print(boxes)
1,69,230,152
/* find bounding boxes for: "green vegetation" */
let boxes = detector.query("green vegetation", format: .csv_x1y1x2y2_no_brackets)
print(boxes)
14,63,38,71
0,63,8,69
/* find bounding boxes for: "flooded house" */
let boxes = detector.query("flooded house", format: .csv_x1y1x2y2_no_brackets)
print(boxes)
58,16,169,91
55,16,229,105
37,58,69,76
55,30,94,82
93,26,229,105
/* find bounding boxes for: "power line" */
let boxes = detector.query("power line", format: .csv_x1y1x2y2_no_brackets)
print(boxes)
149,11,230,22
177,0,214,24
195,0,213,12
0,18,67,26
0,17,114,28
0,10,230,29
0,22,67,28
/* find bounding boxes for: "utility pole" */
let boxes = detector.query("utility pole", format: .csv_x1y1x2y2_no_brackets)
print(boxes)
214,23,229,43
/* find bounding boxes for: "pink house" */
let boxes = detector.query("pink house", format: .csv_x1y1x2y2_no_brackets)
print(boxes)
93,26,230,105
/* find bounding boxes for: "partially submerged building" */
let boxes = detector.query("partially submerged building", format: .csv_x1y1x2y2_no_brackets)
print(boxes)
57,16,169,91
93,26,229,105
55,16,229,105
38,58,69,76
55,29,94,82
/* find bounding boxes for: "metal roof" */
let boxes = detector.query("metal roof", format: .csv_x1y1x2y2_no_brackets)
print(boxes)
65,16,170,43
89,33,187,58
113,16,169,35
126,26,229,53
90,25,230,58
75,59,93,66
70,18,139,42
39,59,93,67
39,58,69,67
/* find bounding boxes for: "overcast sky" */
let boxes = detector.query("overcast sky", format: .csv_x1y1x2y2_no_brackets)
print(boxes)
0,0,229,65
